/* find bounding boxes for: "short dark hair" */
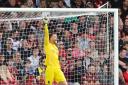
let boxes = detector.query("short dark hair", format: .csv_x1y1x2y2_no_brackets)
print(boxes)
49,33,55,39
88,64,95,68
120,48,127,53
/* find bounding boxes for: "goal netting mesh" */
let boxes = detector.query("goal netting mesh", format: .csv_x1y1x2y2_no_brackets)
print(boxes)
0,9,115,85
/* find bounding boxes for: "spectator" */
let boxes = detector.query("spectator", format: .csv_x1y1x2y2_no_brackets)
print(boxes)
11,30,21,51
27,33,38,49
119,17,124,31
99,64,114,85
93,22,100,35
58,0,67,8
119,48,128,84
72,0,84,8
86,26,96,40
64,48,76,83
66,47,73,60
119,48,128,70
58,41,67,58
35,21,44,51
12,52,25,84
6,54,17,79
4,0,20,7
19,21,29,40
94,0,106,8
60,56,68,76
98,52,108,66
19,21,26,30
34,57,45,85
66,59,75,84
72,41,85,59
86,1,94,8
35,66,45,85
124,43,128,53
18,39,32,61
124,15,128,29
95,32,106,52
93,59,101,73
63,30,72,49
81,64,100,85
119,68,125,85
82,49,94,70
41,0,46,8
49,1,59,8
2,38,16,61
65,58,84,85
26,0,35,8
100,23,106,34
0,53,17,85
88,41,99,60
24,59,32,75
121,0,128,19
17,0,27,7
27,47,41,74
81,0,87,8
77,33,90,51
71,22,79,35
25,47,41,85
24,59,36,85
34,0,41,7
78,16,86,33
73,59,85,84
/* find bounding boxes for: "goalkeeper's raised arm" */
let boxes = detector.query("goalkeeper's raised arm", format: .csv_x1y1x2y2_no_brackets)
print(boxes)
43,18,49,46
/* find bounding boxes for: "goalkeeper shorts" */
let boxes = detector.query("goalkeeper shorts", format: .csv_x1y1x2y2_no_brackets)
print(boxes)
45,66,66,85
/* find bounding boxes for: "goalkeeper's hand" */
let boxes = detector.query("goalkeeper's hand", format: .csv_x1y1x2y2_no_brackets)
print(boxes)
43,18,49,24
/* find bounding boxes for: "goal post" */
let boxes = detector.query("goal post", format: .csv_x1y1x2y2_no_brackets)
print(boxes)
0,8,118,85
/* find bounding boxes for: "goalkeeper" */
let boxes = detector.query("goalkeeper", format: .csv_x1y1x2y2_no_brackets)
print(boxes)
43,18,67,85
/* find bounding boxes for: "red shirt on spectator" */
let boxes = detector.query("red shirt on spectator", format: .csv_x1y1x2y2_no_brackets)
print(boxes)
72,48,85,59
82,72,99,84
123,71,128,85
59,48,67,58
94,0,106,8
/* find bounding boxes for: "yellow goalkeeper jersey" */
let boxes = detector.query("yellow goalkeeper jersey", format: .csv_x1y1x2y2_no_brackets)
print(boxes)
44,24,60,68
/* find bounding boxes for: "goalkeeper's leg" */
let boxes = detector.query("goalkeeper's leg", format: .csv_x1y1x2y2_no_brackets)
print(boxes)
54,68,67,85
45,67,54,85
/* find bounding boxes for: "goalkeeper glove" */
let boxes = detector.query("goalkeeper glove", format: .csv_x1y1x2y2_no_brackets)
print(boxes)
43,18,49,24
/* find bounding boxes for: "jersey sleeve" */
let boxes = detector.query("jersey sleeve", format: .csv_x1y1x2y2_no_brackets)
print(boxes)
44,24,49,46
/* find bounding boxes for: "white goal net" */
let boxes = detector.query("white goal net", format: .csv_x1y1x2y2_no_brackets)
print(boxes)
0,8,118,85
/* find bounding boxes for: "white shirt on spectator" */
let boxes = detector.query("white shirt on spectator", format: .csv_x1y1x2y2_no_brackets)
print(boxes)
13,40,21,51
27,55,40,71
